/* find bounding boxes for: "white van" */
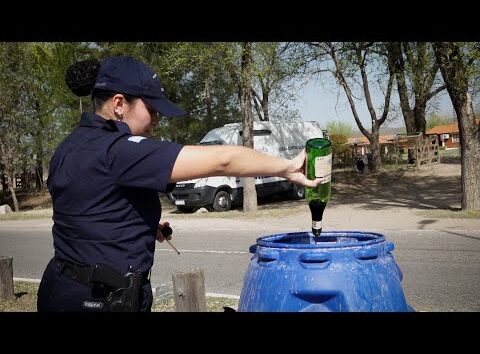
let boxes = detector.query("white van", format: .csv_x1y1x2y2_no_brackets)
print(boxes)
169,121,327,212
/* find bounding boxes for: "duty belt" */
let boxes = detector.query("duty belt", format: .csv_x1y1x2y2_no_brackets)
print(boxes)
56,258,149,289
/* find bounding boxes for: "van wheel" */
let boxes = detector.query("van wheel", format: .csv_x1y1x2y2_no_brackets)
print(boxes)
176,206,196,213
212,191,232,212
290,184,305,200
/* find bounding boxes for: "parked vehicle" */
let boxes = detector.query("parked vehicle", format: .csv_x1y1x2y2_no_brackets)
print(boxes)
169,121,327,212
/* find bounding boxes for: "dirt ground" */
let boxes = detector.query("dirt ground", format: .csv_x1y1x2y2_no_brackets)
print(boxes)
0,189,52,210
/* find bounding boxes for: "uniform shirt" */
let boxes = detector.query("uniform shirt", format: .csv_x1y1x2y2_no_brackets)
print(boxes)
47,112,183,274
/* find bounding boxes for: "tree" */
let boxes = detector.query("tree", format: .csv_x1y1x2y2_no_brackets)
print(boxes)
25,42,93,190
155,42,241,144
251,43,308,122
387,42,446,136
239,43,257,212
319,42,394,172
433,42,480,211
0,43,33,211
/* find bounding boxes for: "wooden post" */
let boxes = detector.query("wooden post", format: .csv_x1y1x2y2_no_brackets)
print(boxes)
172,268,207,312
0,256,14,301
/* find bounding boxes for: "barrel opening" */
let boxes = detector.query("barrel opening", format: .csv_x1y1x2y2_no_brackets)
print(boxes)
314,235,377,243
258,231,385,249
314,236,339,243
275,235,311,244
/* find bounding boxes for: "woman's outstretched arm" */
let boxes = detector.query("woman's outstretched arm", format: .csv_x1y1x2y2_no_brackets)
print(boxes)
170,145,320,188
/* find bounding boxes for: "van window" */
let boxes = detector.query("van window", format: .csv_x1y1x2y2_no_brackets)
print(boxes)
199,131,226,145
239,129,272,136
199,140,224,145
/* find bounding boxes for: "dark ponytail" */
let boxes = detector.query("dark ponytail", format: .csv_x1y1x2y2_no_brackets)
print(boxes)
65,59,100,97
65,58,138,112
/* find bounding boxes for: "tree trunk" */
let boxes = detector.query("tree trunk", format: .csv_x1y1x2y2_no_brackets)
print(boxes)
1,173,7,198
413,102,427,135
262,92,269,121
240,42,258,212
252,89,264,121
242,178,257,212
387,43,417,134
456,93,480,210
457,94,480,210
35,163,44,190
434,42,480,210
206,96,213,131
6,175,19,212
204,80,214,131
369,126,382,173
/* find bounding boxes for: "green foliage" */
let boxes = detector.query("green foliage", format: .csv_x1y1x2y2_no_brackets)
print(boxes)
0,42,106,193
326,121,352,165
0,43,34,180
155,42,242,143
329,133,350,156
426,113,455,130
251,43,308,121
326,120,356,137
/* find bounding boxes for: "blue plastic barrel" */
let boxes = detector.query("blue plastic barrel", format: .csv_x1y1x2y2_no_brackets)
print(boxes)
238,231,413,312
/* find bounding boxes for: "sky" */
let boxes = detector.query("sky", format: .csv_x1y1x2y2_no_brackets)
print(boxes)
294,79,456,131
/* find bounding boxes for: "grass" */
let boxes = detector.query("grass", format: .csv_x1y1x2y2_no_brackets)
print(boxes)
0,281,38,312
439,148,460,157
0,281,238,312
152,297,238,312
416,209,480,219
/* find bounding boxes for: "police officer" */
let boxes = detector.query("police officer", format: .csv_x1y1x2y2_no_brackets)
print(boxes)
37,56,321,312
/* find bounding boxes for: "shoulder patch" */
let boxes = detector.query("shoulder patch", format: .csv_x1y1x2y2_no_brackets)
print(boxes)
127,136,147,143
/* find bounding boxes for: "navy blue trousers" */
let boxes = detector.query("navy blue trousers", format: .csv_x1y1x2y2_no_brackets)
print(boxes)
37,258,153,312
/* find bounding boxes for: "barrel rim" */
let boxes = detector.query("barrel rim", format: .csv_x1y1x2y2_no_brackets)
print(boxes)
256,230,385,249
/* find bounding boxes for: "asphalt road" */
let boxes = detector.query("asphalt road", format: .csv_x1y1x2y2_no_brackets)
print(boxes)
1,221,479,311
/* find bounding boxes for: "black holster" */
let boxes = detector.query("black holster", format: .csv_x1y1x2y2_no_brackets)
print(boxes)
106,271,144,312
57,258,148,312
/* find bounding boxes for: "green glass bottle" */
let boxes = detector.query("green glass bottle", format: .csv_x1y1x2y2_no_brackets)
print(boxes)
305,138,332,237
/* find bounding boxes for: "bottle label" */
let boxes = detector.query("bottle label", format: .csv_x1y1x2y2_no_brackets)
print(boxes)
312,220,322,229
315,153,332,183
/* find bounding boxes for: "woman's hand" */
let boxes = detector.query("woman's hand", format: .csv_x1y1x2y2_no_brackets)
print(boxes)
284,149,321,188
156,221,172,243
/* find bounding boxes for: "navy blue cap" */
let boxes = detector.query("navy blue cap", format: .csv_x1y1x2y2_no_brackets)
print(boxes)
93,56,186,117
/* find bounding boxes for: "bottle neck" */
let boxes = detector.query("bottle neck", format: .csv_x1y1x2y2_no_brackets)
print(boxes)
312,220,322,236
309,200,326,221
312,220,322,229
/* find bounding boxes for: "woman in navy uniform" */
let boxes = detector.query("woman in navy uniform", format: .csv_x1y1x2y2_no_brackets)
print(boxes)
37,56,321,312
